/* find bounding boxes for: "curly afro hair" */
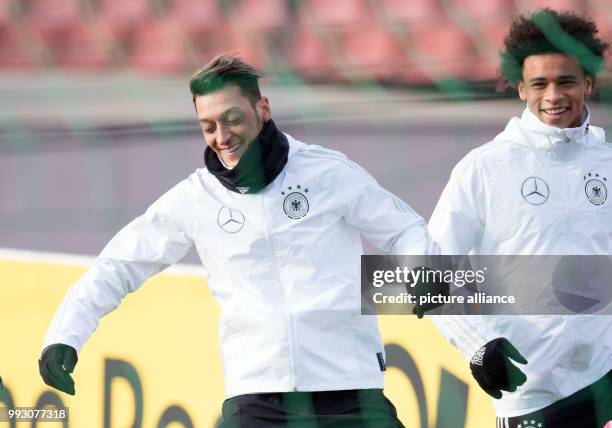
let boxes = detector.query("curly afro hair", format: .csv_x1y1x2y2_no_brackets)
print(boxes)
499,8,609,88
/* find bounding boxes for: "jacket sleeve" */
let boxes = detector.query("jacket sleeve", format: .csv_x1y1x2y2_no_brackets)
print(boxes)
337,158,438,256
428,152,492,359
41,183,194,354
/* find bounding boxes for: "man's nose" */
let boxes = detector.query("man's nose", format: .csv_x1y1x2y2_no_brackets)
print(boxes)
215,124,231,145
544,83,563,103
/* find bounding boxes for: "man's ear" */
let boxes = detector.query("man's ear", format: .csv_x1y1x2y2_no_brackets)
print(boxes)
257,96,272,121
584,75,594,97
518,81,527,101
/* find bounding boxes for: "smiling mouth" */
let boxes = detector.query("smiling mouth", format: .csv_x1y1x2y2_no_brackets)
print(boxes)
541,107,570,116
222,141,243,154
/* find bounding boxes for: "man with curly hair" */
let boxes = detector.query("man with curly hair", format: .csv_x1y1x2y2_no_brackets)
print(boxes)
429,8,612,427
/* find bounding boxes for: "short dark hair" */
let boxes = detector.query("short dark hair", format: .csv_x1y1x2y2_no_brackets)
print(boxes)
499,8,609,87
189,54,262,105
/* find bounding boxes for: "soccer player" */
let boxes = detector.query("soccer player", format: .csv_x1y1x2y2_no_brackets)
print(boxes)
428,9,612,427
38,54,439,427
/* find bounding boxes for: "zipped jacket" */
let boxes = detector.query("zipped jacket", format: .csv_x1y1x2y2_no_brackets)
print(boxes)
429,107,612,417
43,135,437,398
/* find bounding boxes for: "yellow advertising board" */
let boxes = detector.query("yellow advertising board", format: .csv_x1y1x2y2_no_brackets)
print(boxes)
0,250,495,427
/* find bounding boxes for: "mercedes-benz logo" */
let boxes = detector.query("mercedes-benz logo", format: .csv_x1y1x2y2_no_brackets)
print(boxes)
521,177,549,205
217,206,245,233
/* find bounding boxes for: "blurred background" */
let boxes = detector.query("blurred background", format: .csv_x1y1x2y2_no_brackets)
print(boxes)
1,0,612,260
1,1,612,426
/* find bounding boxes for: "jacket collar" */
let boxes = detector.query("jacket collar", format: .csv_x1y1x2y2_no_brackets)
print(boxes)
520,104,591,145
498,104,607,160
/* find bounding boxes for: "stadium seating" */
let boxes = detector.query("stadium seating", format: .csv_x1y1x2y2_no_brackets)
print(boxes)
165,0,223,37
52,24,112,70
0,0,14,28
0,0,611,83
95,0,151,43
447,0,515,19
376,0,447,24
443,0,514,79
0,23,36,70
339,25,410,81
229,0,291,30
16,0,111,70
25,0,82,43
408,22,478,80
227,0,293,73
298,0,373,27
588,0,612,34
513,0,588,14
128,20,185,74
285,23,339,81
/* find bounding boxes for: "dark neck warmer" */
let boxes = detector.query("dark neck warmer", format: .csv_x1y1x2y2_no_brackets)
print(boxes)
204,119,289,194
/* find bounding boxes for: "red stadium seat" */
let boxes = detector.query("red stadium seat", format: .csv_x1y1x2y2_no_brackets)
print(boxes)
376,0,447,24
229,0,291,29
179,24,263,72
96,0,151,43
53,24,112,71
442,0,514,74
393,57,433,85
298,0,373,27
25,0,82,44
164,0,234,70
340,26,409,81
447,0,515,19
225,0,293,73
469,56,501,81
285,25,339,81
128,20,185,74
166,0,222,36
513,0,588,14
0,23,37,70
409,22,478,80
0,0,15,28
588,0,612,40
592,15,612,62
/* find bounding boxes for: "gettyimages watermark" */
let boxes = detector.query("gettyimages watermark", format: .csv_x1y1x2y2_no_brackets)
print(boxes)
361,255,612,315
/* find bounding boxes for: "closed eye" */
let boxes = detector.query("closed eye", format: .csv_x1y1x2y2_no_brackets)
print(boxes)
225,116,243,126
559,80,576,87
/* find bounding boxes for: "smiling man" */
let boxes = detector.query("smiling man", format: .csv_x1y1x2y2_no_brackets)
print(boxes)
428,8,612,428
38,55,440,427
519,52,592,128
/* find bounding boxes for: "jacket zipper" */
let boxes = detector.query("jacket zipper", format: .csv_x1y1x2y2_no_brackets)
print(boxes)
260,194,297,390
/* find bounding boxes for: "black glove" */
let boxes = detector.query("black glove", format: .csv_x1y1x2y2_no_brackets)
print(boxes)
38,344,78,395
470,337,527,399
409,267,450,318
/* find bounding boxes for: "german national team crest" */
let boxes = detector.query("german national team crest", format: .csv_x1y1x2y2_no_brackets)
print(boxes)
281,184,309,219
584,172,607,205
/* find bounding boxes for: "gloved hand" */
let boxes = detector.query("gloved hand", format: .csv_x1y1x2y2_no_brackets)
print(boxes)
408,266,450,318
470,337,528,399
38,344,78,395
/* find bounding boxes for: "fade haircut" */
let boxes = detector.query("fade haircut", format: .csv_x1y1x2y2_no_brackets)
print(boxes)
190,54,263,106
499,8,609,88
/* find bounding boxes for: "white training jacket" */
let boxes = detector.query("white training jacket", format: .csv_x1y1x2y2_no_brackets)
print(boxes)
429,106,612,417
43,135,437,398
